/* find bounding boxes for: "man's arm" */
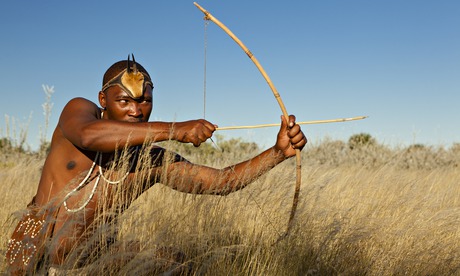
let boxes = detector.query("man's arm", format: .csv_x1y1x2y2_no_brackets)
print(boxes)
58,98,216,152
160,115,307,195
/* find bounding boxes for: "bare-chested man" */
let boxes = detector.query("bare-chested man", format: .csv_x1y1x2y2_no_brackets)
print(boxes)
6,55,307,274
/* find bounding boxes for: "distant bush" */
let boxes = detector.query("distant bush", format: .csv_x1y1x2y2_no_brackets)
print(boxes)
348,133,376,149
0,137,12,151
303,135,459,170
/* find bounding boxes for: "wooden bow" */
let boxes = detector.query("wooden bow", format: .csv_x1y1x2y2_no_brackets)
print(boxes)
194,2,301,241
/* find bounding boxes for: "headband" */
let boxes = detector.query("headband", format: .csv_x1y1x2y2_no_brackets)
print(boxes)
101,54,153,99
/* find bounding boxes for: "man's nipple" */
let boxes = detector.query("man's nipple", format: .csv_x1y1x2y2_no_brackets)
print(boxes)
67,161,76,170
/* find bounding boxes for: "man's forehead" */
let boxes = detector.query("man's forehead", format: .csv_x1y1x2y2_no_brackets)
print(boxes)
106,85,153,98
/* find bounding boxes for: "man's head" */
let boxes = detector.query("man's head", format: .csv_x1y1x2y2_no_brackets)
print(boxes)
102,54,153,98
99,55,153,122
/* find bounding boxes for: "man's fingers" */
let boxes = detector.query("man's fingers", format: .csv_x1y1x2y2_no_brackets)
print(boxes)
288,115,296,128
292,136,307,148
285,115,307,150
201,119,217,132
290,132,304,144
288,124,301,136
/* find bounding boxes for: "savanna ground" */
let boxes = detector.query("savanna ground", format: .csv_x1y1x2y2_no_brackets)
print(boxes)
0,131,459,275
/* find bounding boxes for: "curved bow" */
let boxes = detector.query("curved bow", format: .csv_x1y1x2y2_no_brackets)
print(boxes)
194,2,302,241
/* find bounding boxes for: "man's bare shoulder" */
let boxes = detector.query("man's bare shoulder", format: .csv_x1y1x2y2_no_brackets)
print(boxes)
59,98,100,122
64,97,99,112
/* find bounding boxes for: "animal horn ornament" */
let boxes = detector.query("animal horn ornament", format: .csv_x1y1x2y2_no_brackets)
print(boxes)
127,53,137,73
194,2,302,242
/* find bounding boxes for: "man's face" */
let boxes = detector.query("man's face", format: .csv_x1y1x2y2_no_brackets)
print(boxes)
101,85,153,122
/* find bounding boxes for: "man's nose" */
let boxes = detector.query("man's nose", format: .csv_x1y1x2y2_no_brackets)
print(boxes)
129,103,142,117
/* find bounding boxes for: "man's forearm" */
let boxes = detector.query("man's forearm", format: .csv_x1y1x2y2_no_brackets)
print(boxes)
77,121,176,152
215,146,286,195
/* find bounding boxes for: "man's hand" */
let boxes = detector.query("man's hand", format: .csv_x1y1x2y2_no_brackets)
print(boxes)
173,119,217,147
274,115,307,158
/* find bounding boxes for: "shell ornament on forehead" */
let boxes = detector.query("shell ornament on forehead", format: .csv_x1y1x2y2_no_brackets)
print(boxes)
102,54,153,99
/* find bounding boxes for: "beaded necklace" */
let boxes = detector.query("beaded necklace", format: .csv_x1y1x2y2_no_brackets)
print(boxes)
63,110,139,213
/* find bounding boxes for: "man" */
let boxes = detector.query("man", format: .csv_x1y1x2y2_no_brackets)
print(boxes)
6,55,307,274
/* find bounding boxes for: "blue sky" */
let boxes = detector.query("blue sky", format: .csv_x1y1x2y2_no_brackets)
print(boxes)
1,1,459,150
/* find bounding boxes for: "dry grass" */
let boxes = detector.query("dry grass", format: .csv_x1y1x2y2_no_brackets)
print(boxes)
1,140,459,275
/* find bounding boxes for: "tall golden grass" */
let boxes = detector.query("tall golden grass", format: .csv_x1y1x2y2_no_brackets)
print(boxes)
1,138,459,275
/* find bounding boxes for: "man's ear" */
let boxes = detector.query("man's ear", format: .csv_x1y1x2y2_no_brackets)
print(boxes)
98,91,106,109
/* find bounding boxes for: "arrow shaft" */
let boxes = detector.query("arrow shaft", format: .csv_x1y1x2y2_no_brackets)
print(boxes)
216,116,368,131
